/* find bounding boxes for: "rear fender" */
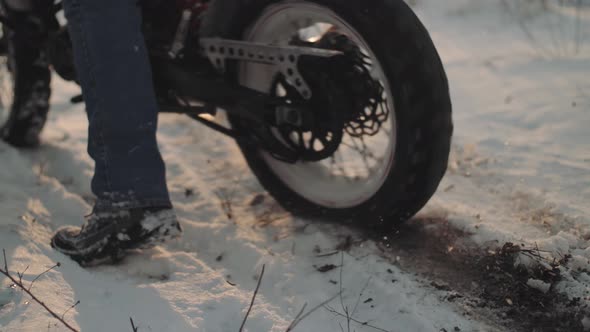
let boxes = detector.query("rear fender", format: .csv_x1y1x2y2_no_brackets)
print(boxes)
4,0,34,11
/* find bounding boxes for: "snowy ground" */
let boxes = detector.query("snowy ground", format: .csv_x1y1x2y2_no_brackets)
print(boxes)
1,0,589,331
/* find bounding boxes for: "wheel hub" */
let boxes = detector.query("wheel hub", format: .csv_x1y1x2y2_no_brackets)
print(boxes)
270,32,390,162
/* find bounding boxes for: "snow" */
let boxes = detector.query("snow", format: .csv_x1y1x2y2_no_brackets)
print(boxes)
418,0,590,306
1,0,589,331
526,279,551,294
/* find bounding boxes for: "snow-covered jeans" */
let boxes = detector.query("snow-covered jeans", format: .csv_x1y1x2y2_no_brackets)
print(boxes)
63,0,172,212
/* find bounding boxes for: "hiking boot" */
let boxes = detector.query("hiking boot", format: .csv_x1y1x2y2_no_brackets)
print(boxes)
51,207,182,266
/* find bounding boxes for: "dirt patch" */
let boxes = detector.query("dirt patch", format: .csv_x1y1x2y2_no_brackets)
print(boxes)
475,243,584,332
354,215,589,332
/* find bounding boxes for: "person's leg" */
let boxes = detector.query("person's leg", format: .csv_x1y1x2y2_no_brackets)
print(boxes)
63,0,171,211
0,0,52,147
51,0,181,266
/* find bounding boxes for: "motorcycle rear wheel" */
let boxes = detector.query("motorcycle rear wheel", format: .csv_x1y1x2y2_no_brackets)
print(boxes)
201,0,453,225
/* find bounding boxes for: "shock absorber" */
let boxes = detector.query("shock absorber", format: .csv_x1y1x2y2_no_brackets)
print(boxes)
168,0,208,59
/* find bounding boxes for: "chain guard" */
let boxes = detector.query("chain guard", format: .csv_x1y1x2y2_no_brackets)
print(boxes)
200,38,342,100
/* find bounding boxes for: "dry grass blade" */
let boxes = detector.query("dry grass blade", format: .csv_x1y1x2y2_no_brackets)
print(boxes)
338,252,351,332
62,300,80,321
351,277,372,318
286,292,342,332
0,249,79,332
16,265,29,284
287,303,308,330
324,305,390,332
29,263,61,291
130,317,138,332
2,249,7,272
239,264,266,332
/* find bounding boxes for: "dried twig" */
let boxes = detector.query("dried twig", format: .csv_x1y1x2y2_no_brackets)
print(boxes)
287,303,308,330
62,301,80,322
29,263,61,291
17,265,29,284
326,252,388,332
324,305,390,332
286,292,342,331
351,277,372,318
338,252,351,332
2,249,7,272
239,264,266,332
130,317,138,332
0,249,79,332
316,251,340,258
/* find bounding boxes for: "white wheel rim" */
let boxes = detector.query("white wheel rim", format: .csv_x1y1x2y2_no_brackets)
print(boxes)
239,1,397,208
0,27,14,126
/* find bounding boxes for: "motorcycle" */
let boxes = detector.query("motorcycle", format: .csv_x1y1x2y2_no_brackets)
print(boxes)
0,0,452,225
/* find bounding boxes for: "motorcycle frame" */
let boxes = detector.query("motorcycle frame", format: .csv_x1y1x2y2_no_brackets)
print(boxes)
143,0,341,142
143,0,281,138
0,0,342,161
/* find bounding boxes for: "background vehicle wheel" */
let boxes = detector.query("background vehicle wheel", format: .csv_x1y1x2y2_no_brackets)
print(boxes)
0,26,13,127
201,0,453,226
0,13,51,148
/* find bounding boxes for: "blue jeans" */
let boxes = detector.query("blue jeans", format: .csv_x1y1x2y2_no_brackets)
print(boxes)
63,0,172,212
